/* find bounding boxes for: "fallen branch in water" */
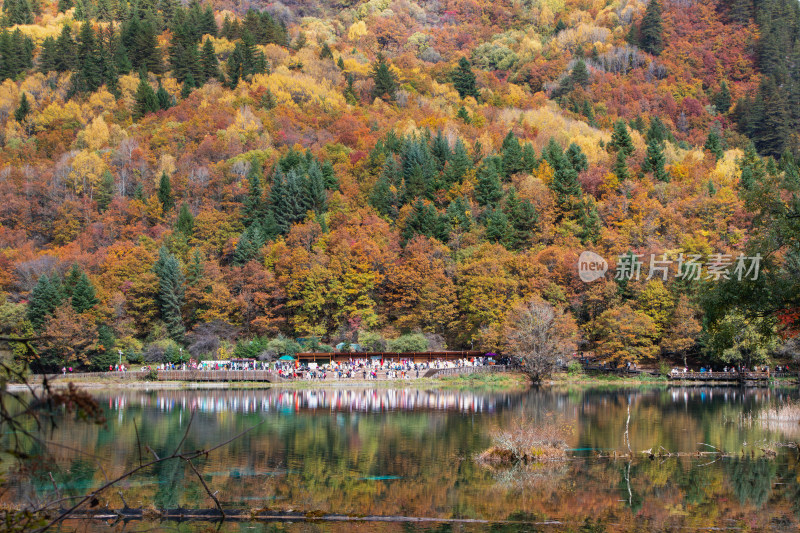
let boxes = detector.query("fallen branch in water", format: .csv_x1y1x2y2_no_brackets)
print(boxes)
31,411,262,532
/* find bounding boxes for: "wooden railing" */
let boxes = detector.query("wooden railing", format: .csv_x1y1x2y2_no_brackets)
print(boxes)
30,372,143,381
157,370,278,382
668,371,791,382
424,365,509,378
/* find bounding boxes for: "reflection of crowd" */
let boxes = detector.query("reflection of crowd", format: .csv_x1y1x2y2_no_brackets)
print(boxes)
126,388,500,414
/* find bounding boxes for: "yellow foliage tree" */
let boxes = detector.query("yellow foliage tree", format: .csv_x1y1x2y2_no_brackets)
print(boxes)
68,150,107,197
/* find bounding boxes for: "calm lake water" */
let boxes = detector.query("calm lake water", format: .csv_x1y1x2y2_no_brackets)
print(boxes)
6,385,800,531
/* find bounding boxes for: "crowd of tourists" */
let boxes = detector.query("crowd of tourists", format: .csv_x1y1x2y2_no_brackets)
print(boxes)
670,364,792,375
119,356,493,381
276,357,493,381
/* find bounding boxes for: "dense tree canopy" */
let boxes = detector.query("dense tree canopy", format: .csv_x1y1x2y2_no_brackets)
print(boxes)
0,0,795,370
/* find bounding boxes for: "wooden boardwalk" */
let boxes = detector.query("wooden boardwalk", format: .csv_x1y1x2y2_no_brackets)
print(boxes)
157,370,278,382
667,371,785,384
423,365,510,378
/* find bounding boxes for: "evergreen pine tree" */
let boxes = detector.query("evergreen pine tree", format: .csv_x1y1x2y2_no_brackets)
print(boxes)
475,163,503,207
54,24,77,73
370,54,398,101
185,249,204,286
727,0,753,23
369,174,399,218
156,83,172,110
522,143,537,173
445,196,472,234
39,37,58,73
233,225,264,264
14,92,30,123
640,0,664,55
714,81,732,114
343,72,358,105
704,129,725,160
565,142,588,172
456,105,471,123
319,42,333,60
738,144,765,191
402,199,439,243
501,130,524,177
646,116,670,144
176,203,194,235
485,208,511,246
90,324,117,371
445,139,472,184
452,57,479,99
576,196,601,244
321,160,338,190
27,274,61,330
609,119,634,156
571,59,590,87
613,149,630,180
430,129,451,173
71,270,98,313
157,171,174,213
304,160,327,214
642,137,669,181
242,159,264,226
152,246,185,342
546,139,583,213
199,38,219,82
72,22,104,94
3,0,33,25
96,170,115,212
134,72,158,118
181,72,195,98
63,264,81,301
505,189,539,250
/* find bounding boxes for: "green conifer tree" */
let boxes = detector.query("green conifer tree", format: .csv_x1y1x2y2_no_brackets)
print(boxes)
640,0,664,55
714,81,732,114
577,196,601,244
571,59,590,87
71,269,98,313
501,130,524,177
475,162,503,207
704,129,725,160
152,246,185,342
96,170,115,213
157,171,174,213
642,137,669,181
485,208,511,246
176,203,194,235
14,92,30,122
134,72,158,118
452,57,479,99
370,54,398,101
156,83,172,110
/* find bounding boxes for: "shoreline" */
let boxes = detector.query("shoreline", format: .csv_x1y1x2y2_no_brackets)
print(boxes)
8,372,531,392
8,371,797,393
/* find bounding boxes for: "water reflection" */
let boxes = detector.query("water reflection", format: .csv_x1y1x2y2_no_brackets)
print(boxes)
109,388,518,413
4,385,800,532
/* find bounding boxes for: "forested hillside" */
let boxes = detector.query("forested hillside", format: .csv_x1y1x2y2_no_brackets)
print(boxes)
0,0,798,370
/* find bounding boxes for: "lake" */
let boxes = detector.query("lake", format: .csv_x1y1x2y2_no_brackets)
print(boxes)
5,385,800,531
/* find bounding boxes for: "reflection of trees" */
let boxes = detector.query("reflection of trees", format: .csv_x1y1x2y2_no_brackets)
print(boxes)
726,457,776,509
1,387,799,530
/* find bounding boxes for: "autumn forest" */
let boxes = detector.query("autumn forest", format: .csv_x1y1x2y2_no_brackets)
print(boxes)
0,0,799,371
